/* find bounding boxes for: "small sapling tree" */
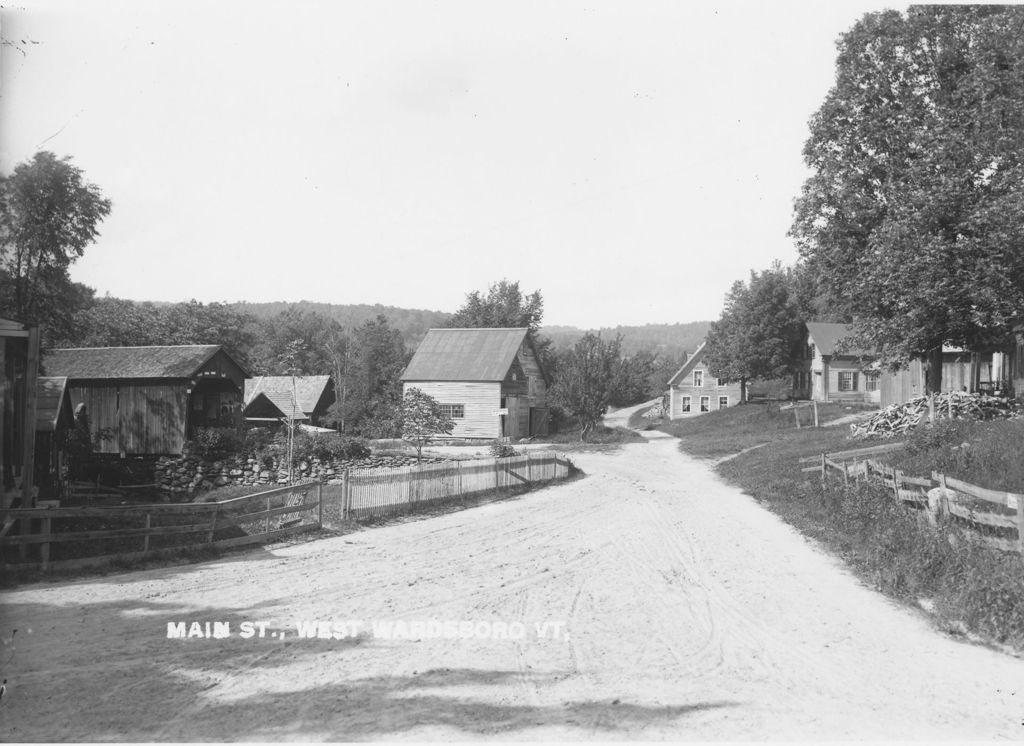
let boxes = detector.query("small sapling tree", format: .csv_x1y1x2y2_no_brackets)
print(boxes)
399,387,455,462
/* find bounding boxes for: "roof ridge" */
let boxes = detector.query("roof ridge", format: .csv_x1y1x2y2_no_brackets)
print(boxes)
50,344,219,351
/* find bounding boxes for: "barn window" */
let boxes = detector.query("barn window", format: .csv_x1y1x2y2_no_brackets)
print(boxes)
439,404,464,419
838,371,859,391
693,370,704,387
700,396,710,412
718,396,729,409
681,396,691,413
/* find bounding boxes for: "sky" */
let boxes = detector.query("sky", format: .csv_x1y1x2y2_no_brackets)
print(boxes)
1,0,903,329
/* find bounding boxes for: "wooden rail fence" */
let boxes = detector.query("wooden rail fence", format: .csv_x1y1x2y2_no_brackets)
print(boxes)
800,443,1024,553
1,452,573,571
0,482,322,571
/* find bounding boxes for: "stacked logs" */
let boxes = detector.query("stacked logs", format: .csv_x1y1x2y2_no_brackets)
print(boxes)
850,392,1023,439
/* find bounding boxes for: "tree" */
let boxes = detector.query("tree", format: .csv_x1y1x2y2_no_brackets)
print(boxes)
703,264,804,400
323,315,409,437
791,6,1024,392
0,152,111,339
399,387,454,462
449,279,544,335
549,333,622,440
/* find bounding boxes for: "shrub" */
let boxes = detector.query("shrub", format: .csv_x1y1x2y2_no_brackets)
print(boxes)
186,427,244,460
489,440,520,458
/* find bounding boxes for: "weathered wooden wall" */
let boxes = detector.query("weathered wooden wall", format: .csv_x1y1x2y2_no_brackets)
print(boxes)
404,381,501,439
70,382,188,455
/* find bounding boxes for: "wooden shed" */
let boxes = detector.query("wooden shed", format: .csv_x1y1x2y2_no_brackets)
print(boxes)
1,316,40,508
401,328,550,439
43,345,248,456
243,375,335,427
666,342,744,419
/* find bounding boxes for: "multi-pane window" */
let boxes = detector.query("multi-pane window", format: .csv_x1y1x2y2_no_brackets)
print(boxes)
716,378,726,387
865,373,879,392
718,396,729,409
439,404,465,419
838,371,859,392
693,369,704,387
700,396,710,413
681,396,691,413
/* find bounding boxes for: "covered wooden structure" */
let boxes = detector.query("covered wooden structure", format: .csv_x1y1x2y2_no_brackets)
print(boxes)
44,345,248,456
401,328,550,439
34,376,74,501
1,317,40,509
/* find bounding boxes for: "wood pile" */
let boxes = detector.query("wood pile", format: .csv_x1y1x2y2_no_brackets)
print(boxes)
850,392,1024,439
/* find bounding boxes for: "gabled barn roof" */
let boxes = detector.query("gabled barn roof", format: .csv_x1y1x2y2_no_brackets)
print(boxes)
667,342,708,386
805,322,874,357
244,375,332,416
44,345,234,380
243,391,309,421
402,328,532,382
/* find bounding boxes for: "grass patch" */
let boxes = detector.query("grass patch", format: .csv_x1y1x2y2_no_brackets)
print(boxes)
672,400,1024,650
656,400,858,459
544,425,647,445
883,418,1024,493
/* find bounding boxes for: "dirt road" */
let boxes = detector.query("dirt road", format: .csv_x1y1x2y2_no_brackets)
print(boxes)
2,414,1022,740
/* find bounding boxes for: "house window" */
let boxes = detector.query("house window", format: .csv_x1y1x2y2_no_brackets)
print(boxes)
865,373,879,392
838,371,859,391
439,404,465,419
719,396,729,409
693,370,704,387
700,396,710,412
716,378,726,387
807,343,816,360
681,396,691,413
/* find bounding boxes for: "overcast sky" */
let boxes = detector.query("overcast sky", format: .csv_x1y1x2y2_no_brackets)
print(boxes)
1,0,901,328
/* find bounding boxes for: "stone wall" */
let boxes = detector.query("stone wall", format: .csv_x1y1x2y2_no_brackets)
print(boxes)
154,453,448,495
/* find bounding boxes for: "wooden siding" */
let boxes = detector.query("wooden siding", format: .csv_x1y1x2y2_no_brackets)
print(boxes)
517,341,548,407
668,362,743,418
70,382,188,455
404,381,501,439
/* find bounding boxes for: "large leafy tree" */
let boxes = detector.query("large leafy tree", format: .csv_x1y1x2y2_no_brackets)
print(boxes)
549,333,622,440
791,6,1024,391
0,151,111,341
703,264,804,400
448,279,544,334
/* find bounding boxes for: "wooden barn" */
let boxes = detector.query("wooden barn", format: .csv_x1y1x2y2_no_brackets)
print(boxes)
33,376,74,501
792,322,880,405
1,316,40,508
44,345,248,456
401,328,550,439
666,342,744,419
243,375,335,427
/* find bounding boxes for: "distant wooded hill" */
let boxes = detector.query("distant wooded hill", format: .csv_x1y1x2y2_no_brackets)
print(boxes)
541,321,711,359
232,301,709,358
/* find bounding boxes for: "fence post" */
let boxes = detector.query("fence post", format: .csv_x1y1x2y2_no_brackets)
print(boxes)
265,495,272,535
457,460,463,499
893,469,902,502
819,453,826,481
527,453,532,484
317,483,323,528
795,407,802,429
1016,492,1024,554
928,394,935,423
495,458,500,492
40,516,51,571
813,400,819,428
143,512,151,553
842,461,849,485
208,505,218,544
343,469,350,521
937,472,949,517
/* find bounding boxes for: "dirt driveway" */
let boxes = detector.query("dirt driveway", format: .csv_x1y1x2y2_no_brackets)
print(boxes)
1,414,1022,740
